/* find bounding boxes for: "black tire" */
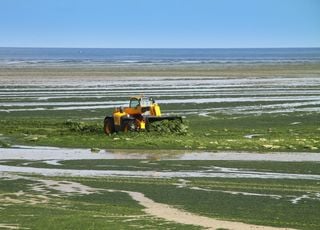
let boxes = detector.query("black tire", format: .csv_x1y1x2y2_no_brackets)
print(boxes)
104,118,115,135
122,120,136,132
145,119,151,132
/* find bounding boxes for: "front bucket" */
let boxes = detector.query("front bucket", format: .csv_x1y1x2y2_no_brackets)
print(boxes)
146,115,182,123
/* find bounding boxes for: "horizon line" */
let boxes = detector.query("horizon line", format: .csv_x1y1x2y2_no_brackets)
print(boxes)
1,46,320,49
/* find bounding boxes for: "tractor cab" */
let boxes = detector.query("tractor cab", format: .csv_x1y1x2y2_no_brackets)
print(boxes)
129,96,153,108
125,96,157,115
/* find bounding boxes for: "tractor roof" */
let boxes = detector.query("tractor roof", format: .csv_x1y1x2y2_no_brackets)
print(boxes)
130,96,148,100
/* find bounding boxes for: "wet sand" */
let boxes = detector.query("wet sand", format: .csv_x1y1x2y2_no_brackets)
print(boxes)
1,146,320,180
1,63,319,230
1,164,320,180
1,73,320,115
1,63,320,78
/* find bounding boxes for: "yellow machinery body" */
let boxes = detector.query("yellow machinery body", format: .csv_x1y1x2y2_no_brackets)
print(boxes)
103,96,181,134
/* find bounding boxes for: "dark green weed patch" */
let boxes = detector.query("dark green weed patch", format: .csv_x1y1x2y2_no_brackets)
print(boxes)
0,112,319,152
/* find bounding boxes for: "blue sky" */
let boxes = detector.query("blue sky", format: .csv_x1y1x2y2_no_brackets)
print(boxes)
0,0,319,48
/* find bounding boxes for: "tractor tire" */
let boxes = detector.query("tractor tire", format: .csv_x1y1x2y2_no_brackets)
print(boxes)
123,120,136,132
104,118,115,135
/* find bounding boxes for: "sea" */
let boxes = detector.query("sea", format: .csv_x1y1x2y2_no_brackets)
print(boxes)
0,47,320,66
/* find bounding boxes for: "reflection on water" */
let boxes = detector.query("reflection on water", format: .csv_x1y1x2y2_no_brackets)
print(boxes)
0,145,319,162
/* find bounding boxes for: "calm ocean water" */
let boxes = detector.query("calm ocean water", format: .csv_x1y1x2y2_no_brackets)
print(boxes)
0,47,319,66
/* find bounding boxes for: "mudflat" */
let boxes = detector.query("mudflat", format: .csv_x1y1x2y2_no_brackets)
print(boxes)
1,62,320,78
1,62,319,229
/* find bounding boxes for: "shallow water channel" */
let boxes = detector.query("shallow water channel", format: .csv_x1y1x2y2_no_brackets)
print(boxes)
1,146,320,180
1,145,320,161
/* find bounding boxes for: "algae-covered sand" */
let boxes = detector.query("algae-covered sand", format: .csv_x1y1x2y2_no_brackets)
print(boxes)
1,64,320,229
1,157,320,229
0,64,319,152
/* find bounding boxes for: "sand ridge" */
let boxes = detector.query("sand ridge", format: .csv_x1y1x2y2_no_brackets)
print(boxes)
28,177,295,230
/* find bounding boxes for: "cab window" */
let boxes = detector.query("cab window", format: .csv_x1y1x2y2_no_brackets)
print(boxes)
140,98,152,107
129,98,140,108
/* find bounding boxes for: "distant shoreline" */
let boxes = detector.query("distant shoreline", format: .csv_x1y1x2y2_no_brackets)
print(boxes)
1,47,319,78
1,63,320,78
1,47,319,67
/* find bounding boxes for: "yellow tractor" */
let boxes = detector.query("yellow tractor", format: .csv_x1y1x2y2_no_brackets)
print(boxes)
103,96,182,135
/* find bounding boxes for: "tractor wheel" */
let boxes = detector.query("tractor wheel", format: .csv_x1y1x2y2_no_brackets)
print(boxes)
104,118,115,135
123,120,136,132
